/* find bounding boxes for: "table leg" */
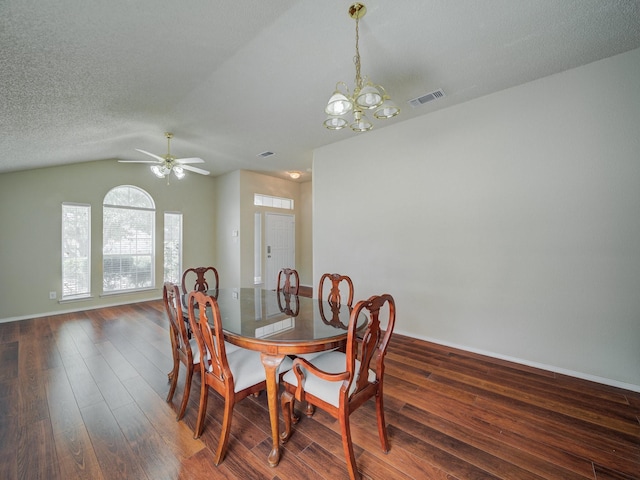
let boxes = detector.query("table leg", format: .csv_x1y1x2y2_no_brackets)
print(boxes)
260,352,285,467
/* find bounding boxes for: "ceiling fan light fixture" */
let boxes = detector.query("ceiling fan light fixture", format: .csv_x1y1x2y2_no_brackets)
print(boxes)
323,3,399,132
151,164,167,178
173,166,185,179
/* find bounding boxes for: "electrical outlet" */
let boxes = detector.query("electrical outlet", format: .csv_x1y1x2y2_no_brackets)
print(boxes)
49,291,57,300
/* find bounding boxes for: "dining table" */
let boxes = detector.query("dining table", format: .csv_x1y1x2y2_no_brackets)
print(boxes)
183,287,365,467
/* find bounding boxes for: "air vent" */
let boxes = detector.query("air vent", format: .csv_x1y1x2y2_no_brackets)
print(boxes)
408,89,445,108
257,151,275,158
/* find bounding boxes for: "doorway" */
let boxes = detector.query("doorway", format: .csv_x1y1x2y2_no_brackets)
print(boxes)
265,212,295,290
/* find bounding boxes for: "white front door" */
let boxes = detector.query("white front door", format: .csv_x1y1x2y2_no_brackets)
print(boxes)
265,213,295,291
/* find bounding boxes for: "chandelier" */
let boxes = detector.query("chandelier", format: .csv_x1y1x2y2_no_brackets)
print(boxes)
323,3,400,132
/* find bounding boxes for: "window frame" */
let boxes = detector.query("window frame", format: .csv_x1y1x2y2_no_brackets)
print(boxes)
61,202,92,300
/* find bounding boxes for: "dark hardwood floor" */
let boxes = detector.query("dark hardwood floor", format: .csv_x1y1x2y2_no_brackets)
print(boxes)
0,300,638,479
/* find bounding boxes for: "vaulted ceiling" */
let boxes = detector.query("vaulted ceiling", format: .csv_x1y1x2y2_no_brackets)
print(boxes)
1,0,639,181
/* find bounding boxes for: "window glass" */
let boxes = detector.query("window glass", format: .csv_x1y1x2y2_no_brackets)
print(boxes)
164,212,182,284
62,203,91,298
103,186,155,293
254,193,294,210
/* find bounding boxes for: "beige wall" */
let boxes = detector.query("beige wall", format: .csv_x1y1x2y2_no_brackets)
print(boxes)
0,162,312,321
298,180,313,286
214,170,241,287
236,170,308,288
0,159,217,320
313,48,640,390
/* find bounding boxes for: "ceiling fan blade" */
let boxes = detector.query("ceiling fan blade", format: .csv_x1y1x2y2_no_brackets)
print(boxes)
118,159,160,164
135,149,165,162
175,157,205,164
181,165,210,175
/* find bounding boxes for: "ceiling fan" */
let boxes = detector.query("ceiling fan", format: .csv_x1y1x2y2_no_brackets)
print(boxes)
118,132,210,183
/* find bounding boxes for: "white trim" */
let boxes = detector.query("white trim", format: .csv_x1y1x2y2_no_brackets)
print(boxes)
394,328,640,394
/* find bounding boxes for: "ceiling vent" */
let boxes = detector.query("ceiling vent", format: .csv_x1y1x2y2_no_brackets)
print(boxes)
408,89,445,108
257,151,275,158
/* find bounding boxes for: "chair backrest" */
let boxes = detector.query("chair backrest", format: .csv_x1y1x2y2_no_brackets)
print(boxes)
317,273,354,328
345,294,396,398
277,268,299,295
181,266,219,294
163,281,191,354
318,273,354,307
187,290,232,391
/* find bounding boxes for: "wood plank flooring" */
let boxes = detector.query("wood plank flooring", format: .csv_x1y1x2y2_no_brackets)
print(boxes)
0,300,638,479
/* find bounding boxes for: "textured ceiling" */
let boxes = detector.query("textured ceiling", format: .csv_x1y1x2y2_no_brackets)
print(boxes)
1,0,639,181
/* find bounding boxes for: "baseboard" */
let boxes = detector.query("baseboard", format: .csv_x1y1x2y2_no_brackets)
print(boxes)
0,296,163,324
395,328,640,394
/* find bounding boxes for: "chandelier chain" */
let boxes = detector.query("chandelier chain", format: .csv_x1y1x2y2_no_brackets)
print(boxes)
353,14,362,91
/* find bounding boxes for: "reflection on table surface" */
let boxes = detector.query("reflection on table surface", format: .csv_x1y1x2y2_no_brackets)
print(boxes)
195,287,357,342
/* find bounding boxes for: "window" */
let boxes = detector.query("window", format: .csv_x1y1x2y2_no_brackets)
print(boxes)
103,185,155,293
164,212,182,284
254,193,294,210
62,203,91,299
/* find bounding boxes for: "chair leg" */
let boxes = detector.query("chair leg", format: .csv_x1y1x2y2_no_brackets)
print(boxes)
304,402,315,417
176,363,193,420
166,358,179,403
339,414,360,480
194,382,209,439
213,395,235,465
375,390,390,452
280,390,294,443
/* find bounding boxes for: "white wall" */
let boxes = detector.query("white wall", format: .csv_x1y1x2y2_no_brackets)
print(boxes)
313,48,640,390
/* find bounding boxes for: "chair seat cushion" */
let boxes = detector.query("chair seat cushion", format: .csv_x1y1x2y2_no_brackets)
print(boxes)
189,338,201,364
224,349,293,393
223,341,241,354
282,351,375,407
190,338,239,364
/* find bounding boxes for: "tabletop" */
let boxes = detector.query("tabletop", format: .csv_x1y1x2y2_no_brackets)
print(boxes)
185,287,360,351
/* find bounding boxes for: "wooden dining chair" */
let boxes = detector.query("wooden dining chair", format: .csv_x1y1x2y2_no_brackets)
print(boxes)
163,282,199,421
280,294,396,480
187,290,292,465
317,272,355,328
181,266,219,294
277,267,299,295
180,266,219,336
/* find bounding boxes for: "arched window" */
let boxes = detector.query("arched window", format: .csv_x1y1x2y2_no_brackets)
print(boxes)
103,185,155,293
